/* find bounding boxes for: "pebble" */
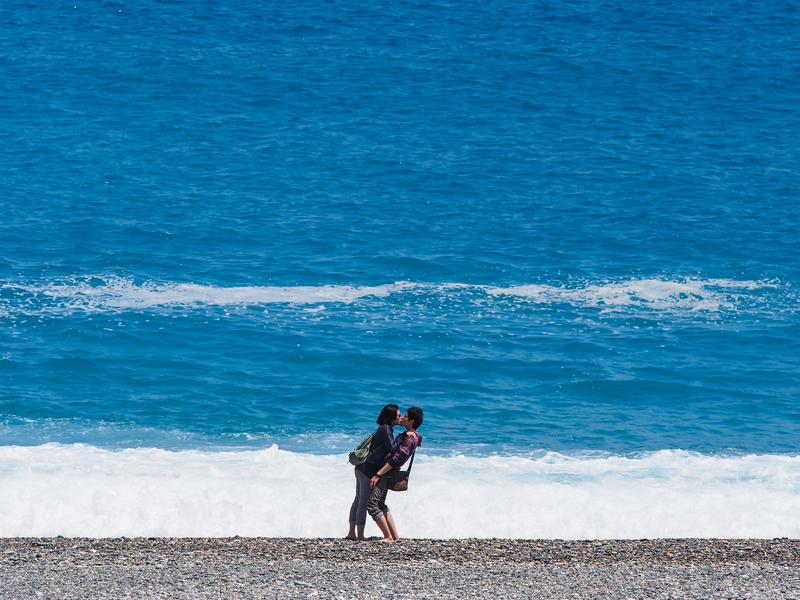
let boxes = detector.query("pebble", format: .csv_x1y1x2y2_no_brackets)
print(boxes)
0,538,798,599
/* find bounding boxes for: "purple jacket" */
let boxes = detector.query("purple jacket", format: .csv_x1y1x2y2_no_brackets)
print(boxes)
386,431,422,470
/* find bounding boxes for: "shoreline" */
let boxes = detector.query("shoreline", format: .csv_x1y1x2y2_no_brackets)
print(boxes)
3,537,799,566
2,539,799,599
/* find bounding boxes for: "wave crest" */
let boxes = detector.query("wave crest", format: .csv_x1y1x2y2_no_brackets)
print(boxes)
0,275,782,317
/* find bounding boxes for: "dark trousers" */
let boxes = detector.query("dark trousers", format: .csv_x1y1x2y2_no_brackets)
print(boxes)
366,473,390,520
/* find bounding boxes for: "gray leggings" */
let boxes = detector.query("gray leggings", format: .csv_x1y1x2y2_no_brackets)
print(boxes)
348,469,372,528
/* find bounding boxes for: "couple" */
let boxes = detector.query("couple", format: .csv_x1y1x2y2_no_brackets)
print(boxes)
347,404,423,543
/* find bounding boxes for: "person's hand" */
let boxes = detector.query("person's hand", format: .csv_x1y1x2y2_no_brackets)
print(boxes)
370,475,379,489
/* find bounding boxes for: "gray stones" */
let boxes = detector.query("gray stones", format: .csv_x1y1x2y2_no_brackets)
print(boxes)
0,538,798,599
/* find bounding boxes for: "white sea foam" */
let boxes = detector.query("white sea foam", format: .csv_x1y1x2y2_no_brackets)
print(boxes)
0,275,780,316
1,444,798,539
484,278,774,312
2,278,405,313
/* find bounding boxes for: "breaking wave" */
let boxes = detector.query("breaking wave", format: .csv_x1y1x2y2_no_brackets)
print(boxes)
1,444,798,539
0,275,786,317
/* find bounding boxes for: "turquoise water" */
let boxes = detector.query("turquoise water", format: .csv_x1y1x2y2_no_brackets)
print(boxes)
1,0,799,458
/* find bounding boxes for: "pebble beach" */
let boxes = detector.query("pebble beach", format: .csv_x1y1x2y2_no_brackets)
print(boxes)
2,538,798,600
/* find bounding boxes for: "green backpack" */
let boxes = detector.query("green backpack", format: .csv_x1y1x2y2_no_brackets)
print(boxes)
348,433,375,466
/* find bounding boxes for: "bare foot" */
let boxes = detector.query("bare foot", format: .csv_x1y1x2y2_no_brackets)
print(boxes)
376,537,394,543
345,535,358,541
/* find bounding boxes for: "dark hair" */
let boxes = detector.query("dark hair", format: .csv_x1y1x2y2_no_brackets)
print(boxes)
376,404,400,427
406,406,423,429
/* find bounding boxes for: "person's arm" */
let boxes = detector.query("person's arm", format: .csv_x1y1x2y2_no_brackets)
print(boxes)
370,434,418,487
369,462,391,488
386,433,417,470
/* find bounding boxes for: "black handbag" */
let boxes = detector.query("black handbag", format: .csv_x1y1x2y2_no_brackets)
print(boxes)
387,451,415,492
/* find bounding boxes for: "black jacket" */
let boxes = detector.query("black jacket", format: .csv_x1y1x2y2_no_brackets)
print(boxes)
355,424,394,478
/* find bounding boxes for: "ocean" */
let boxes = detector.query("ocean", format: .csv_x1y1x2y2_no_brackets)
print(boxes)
1,0,799,539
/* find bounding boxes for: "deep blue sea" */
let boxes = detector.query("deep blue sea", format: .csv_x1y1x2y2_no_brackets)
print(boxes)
1,0,799,538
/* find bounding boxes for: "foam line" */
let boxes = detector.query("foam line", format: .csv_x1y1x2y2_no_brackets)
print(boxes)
484,278,774,311
9,280,403,309
0,276,779,316
0,445,798,538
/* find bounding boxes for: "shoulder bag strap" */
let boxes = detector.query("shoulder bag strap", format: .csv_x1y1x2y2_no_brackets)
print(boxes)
405,450,415,474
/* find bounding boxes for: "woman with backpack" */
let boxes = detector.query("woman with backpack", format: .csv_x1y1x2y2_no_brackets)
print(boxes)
346,404,400,541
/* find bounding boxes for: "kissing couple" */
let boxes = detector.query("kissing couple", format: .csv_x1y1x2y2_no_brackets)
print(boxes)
346,404,423,542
